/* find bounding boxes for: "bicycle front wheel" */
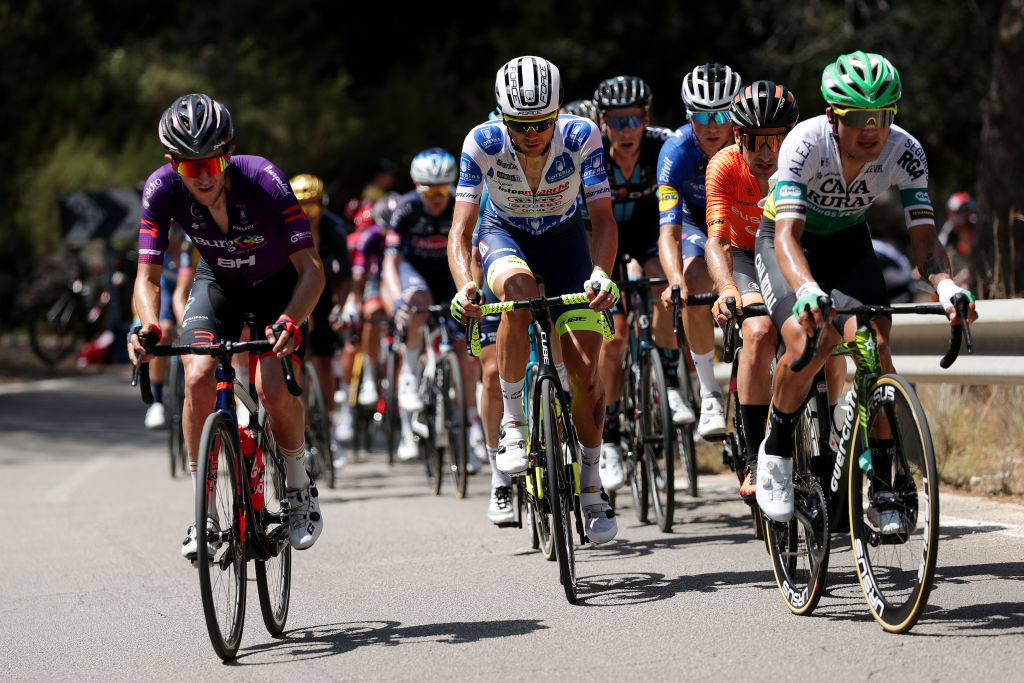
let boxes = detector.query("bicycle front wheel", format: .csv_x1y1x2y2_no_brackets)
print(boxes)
543,379,578,604
441,351,468,499
765,398,830,616
850,374,939,633
641,348,675,532
384,347,399,466
255,412,292,637
196,411,246,661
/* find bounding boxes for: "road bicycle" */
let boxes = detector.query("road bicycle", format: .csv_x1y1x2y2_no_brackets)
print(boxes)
409,304,469,498
166,352,187,477
131,320,305,659
301,358,335,489
612,278,709,532
765,295,972,633
468,291,613,603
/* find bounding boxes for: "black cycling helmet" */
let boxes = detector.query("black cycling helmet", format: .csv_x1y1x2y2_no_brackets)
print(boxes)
594,76,653,113
158,93,233,157
730,81,800,129
561,99,600,123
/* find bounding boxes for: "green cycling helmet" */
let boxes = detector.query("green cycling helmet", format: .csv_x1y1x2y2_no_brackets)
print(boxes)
821,51,901,108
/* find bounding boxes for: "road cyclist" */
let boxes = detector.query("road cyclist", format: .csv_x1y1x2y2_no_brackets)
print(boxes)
448,55,621,545
656,62,744,441
128,92,325,558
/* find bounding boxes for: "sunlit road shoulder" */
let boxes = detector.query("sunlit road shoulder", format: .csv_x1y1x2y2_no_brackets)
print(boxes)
2,374,1023,680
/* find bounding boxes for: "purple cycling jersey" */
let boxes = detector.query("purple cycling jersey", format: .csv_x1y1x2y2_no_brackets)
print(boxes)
138,155,314,288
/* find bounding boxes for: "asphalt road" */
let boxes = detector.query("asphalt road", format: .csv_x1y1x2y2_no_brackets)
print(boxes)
2,372,1023,681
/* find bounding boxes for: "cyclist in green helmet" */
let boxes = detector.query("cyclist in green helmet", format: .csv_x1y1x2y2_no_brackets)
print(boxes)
752,51,978,525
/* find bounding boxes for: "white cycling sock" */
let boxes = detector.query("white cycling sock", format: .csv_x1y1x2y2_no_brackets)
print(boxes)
579,443,602,491
499,376,527,425
489,446,511,487
401,342,422,378
690,349,720,397
280,443,310,490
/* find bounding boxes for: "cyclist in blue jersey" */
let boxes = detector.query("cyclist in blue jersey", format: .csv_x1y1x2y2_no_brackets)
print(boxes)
591,75,685,492
145,224,194,430
657,63,743,439
753,52,977,524
383,148,485,473
448,56,620,544
128,93,326,556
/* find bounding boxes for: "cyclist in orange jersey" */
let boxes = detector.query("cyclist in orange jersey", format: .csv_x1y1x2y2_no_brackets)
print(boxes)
704,80,799,499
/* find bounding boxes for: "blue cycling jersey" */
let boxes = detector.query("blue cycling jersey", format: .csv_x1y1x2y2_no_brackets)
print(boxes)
656,123,712,233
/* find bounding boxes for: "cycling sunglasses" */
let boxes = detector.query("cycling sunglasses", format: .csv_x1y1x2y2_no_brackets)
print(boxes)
605,115,645,130
688,110,731,125
173,154,230,179
416,184,453,199
503,111,558,134
832,105,898,129
738,131,787,153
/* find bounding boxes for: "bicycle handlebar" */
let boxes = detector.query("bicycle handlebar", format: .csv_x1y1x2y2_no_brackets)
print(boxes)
721,299,769,365
788,294,973,372
670,285,718,339
130,333,302,404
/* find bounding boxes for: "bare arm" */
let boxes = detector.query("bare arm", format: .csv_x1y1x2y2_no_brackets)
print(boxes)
129,262,163,363
268,247,326,355
908,222,978,324
172,265,193,325
448,200,480,290
705,235,738,321
775,216,827,334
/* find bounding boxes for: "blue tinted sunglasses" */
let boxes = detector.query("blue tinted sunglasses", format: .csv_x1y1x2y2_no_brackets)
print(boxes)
605,115,645,130
688,110,730,125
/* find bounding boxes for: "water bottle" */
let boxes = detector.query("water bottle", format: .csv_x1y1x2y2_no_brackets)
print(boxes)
828,389,855,453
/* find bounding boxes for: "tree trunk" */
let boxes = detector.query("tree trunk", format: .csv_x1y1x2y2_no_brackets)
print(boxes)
974,0,1024,297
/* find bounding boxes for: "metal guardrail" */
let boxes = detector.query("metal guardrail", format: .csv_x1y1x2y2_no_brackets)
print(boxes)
713,298,1024,386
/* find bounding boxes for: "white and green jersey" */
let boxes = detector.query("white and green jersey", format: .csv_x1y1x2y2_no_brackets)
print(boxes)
763,115,934,234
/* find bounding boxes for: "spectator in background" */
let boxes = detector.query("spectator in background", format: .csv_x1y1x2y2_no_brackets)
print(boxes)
939,191,977,289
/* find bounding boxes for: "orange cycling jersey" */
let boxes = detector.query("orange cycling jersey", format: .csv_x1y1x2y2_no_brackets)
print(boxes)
705,145,763,252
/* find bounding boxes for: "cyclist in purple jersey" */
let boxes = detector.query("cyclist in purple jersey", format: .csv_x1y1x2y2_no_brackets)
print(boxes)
384,148,485,472
592,75,689,492
656,63,743,439
128,93,325,556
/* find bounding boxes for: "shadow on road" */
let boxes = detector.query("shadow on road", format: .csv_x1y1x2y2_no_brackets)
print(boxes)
234,618,548,663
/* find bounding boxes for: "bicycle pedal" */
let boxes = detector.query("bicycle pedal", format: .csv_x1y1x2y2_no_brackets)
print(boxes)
702,433,728,443
495,521,519,529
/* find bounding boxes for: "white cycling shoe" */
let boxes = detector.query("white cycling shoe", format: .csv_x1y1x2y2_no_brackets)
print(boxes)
487,485,516,525
581,488,617,544
667,388,695,425
145,402,167,430
181,517,220,561
599,443,625,491
755,442,794,522
867,491,905,534
286,482,323,550
496,421,529,474
697,392,727,438
398,374,423,412
397,432,419,461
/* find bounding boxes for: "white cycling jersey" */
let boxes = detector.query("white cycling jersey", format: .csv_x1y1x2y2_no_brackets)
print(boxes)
456,114,610,235
764,115,934,235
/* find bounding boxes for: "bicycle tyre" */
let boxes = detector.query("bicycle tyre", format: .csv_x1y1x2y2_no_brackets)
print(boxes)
254,410,292,636
384,347,399,466
26,286,87,366
166,355,187,478
420,363,443,496
850,374,939,633
676,365,699,497
641,348,675,532
622,351,649,523
441,351,468,499
543,379,578,604
195,411,246,661
302,363,335,489
765,398,830,616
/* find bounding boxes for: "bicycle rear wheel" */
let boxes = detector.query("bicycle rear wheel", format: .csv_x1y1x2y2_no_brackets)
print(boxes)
765,398,830,616
850,374,939,633
641,348,675,532
26,286,87,366
302,362,335,489
196,411,246,661
166,355,187,478
543,379,578,604
384,346,399,466
255,412,291,636
441,351,468,499
676,365,699,497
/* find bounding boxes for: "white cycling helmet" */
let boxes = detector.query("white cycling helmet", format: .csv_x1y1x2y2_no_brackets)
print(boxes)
495,56,562,117
681,63,742,111
410,148,457,185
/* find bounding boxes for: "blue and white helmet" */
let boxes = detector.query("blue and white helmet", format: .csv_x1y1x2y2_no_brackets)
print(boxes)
495,56,562,117
409,148,457,185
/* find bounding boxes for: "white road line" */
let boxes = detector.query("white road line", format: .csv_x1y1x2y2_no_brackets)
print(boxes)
0,378,79,395
942,515,1024,538
44,455,114,503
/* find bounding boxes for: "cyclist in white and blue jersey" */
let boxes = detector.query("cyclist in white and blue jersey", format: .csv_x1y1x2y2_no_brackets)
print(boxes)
448,56,620,544
656,63,743,439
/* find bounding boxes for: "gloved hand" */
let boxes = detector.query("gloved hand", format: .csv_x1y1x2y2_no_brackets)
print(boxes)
450,281,481,323
585,268,619,308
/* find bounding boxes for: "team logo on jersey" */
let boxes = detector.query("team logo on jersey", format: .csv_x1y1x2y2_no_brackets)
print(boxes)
658,185,679,212
581,150,606,184
474,125,504,154
563,121,589,152
478,240,490,257
545,153,576,184
460,154,483,185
